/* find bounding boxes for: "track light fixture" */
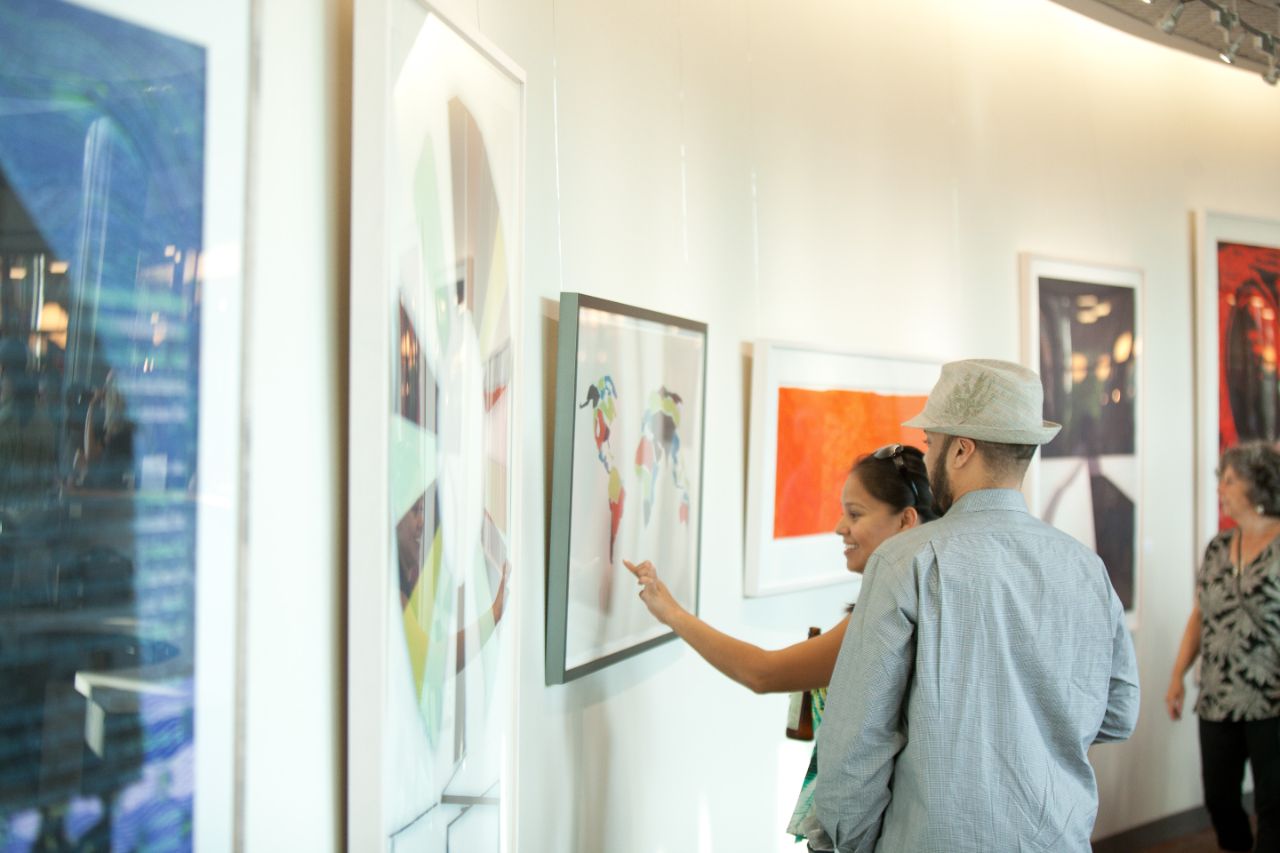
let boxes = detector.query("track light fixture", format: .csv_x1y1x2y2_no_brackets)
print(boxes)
1221,32,1244,63
1260,33,1280,83
1158,0,1188,33
1212,6,1239,39
1258,31,1278,59
1217,5,1243,63
1153,0,1280,87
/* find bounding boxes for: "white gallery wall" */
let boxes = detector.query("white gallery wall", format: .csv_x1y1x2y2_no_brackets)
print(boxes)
236,0,1280,850
241,0,351,848
480,0,1280,848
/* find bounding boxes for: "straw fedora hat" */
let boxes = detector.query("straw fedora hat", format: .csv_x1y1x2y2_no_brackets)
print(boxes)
903,359,1061,445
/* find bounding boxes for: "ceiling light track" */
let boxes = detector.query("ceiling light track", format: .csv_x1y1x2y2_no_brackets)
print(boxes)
1155,0,1280,83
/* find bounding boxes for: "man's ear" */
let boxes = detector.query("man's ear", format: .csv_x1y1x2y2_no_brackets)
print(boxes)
952,436,978,469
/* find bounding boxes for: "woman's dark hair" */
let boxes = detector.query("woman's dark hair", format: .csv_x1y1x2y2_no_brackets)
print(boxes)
850,445,939,522
843,445,937,614
1220,441,1280,516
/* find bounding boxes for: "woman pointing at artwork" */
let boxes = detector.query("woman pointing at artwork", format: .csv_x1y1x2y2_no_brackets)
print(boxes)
624,443,937,852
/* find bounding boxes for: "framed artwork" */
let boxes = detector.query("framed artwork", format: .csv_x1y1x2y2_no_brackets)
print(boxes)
0,0,250,849
744,344,940,597
546,294,707,684
348,1,524,850
1194,212,1280,556
1020,255,1142,627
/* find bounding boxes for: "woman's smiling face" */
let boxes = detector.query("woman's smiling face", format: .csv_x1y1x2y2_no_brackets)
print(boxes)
833,471,912,573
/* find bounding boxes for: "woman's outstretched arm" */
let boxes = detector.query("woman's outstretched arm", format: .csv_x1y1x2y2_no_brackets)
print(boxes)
624,558,848,693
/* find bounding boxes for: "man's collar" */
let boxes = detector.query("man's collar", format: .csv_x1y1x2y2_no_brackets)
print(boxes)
947,488,1029,515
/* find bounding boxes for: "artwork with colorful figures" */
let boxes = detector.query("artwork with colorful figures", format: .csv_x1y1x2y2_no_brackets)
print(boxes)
579,376,625,563
546,295,707,682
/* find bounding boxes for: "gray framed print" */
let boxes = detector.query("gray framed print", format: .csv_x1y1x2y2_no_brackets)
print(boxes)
546,294,707,684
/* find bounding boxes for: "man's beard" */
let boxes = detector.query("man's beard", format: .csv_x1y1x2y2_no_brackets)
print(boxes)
929,435,956,516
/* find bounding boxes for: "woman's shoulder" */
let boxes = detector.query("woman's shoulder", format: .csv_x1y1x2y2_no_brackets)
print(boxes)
1200,530,1234,571
1207,529,1235,552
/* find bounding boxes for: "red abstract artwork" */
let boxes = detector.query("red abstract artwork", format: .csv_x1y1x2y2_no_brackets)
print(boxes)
773,387,927,539
1217,241,1280,529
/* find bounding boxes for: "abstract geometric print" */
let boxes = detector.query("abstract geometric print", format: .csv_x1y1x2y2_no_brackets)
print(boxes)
383,8,517,848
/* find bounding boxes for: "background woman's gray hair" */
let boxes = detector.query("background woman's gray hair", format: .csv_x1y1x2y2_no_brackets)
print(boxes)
1220,441,1280,516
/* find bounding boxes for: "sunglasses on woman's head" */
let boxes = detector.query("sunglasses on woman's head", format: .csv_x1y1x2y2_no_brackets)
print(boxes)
873,443,922,508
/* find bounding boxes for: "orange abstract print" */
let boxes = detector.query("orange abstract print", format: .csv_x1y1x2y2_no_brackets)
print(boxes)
773,387,928,539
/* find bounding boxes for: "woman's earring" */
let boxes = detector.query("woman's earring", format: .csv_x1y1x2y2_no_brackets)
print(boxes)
1258,504,1267,516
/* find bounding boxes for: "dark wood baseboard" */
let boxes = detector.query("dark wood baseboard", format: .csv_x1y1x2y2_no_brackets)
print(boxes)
1092,794,1254,852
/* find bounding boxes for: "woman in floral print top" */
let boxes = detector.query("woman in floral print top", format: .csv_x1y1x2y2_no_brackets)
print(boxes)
1167,441,1280,852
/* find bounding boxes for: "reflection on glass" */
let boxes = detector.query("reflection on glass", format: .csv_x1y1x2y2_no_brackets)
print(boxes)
0,0,206,849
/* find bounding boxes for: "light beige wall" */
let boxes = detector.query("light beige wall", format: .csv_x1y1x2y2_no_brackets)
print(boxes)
241,0,351,848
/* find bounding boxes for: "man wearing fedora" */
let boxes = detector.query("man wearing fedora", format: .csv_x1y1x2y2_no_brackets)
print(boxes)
815,359,1139,853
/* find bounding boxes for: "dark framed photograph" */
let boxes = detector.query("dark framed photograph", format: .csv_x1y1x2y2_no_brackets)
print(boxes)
1021,255,1143,626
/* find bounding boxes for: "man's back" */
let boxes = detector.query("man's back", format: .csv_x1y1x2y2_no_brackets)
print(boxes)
816,489,1138,853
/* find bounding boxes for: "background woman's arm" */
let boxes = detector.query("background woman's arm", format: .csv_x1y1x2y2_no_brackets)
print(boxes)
1165,605,1201,721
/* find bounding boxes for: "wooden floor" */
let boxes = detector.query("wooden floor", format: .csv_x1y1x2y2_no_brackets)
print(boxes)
1116,819,1256,853
1134,826,1222,852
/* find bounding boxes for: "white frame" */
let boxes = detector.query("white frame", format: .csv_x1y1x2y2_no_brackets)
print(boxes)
46,2,254,848
1019,254,1144,630
348,2,525,850
744,342,942,597
1193,212,1280,559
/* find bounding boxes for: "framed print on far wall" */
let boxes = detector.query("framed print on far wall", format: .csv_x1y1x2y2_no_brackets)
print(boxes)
1194,212,1280,558
744,344,941,597
1020,255,1142,628
348,1,524,851
546,294,708,685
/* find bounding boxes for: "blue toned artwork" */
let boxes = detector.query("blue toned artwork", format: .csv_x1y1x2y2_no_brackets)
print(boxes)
0,0,207,850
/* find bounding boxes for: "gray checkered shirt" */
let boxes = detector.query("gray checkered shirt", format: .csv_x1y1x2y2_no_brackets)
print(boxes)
815,489,1139,853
